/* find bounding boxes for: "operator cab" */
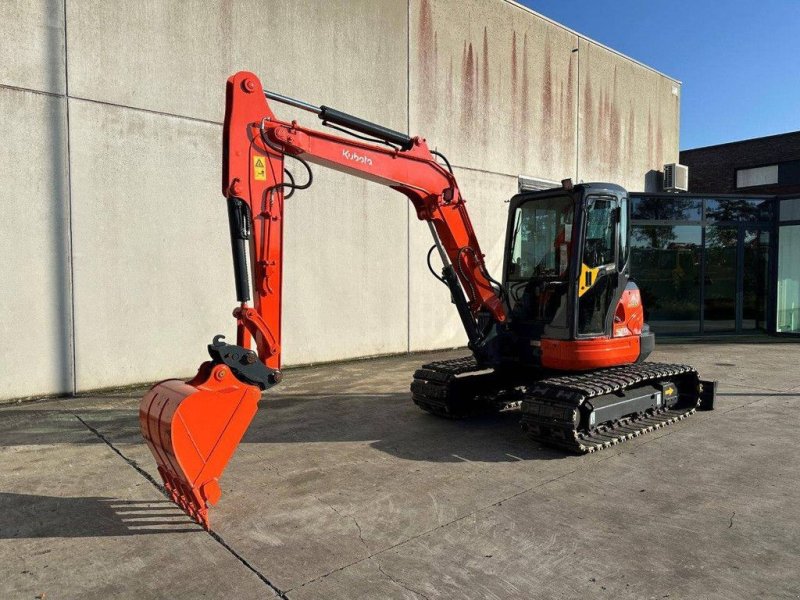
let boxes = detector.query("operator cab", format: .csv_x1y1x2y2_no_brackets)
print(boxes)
502,182,637,349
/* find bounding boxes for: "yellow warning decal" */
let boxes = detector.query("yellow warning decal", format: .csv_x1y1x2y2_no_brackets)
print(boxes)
253,155,267,181
578,263,600,297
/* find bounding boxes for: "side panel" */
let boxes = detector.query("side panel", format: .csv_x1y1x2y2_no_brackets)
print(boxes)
540,336,640,370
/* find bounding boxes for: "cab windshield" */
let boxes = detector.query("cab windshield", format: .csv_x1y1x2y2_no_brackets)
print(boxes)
508,195,574,281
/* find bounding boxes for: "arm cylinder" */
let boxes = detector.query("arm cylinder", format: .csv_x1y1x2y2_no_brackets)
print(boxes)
227,197,252,303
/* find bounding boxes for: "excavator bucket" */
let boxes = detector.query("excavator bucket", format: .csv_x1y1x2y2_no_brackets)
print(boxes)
139,361,261,529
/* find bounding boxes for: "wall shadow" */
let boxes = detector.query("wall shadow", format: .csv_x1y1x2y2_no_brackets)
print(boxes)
0,493,200,539
0,391,567,463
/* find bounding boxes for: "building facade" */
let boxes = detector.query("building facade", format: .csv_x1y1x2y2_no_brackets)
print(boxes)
629,192,800,336
680,130,800,195
0,0,682,400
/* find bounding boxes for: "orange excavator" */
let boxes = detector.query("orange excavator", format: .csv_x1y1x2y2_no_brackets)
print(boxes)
140,72,715,528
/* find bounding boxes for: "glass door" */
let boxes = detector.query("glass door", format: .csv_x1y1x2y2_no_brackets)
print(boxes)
777,225,800,333
704,226,738,332
742,228,770,331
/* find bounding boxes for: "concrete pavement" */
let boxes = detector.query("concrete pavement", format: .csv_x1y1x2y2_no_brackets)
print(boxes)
1,342,799,599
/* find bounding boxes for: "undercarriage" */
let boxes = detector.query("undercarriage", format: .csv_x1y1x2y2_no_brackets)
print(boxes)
411,356,716,452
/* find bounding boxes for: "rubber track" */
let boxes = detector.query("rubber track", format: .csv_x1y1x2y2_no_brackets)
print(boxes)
411,356,522,418
411,357,704,454
520,362,701,453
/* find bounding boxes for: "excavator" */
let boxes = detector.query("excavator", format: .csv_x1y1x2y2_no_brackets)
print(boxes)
140,72,715,528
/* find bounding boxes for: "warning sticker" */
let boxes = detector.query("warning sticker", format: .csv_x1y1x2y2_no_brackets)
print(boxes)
253,155,267,181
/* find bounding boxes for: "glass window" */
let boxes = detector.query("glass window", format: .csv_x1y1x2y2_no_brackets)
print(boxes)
577,196,619,335
631,196,702,221
508,195,574,281
705,198,772,223
781,198,800,222
743,228,770,331
777,225,800,333
704,226,738,332
631,225,701,334
583,196,616,267
736,165,778,188
619,196,629,270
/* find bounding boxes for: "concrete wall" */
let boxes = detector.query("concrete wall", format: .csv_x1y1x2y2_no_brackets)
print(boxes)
0,0,681,399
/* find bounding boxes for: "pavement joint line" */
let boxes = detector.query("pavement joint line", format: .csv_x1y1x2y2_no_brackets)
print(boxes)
374,558,432,600
72,414,290,600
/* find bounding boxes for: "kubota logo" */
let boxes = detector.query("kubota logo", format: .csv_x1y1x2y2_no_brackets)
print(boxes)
342,149,373,166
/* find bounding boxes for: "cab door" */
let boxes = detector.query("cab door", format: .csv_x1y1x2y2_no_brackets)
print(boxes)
577,195,620,336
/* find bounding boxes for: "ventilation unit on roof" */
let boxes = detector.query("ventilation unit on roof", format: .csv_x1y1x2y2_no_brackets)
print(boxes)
663,163,688,192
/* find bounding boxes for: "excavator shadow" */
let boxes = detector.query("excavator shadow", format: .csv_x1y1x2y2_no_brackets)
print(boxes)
0,493,202,539
243,392,568,463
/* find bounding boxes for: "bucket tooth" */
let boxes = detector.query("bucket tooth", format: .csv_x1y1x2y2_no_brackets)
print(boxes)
139,361,262,528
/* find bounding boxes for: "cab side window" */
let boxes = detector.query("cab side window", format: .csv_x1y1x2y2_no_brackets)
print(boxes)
583,197,616,267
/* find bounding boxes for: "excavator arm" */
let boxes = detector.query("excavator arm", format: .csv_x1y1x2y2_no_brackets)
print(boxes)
140,72,506,527
224,71,505,369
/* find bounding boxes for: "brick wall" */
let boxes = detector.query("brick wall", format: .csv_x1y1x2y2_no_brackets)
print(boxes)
680,131,800,194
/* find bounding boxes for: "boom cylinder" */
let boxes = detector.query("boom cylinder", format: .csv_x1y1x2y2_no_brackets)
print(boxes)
264,88,414,151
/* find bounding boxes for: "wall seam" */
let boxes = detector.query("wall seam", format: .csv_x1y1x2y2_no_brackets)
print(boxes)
0,83,223,127
575,38,580,182
0,83,63,98
62,0,77,395
406,0,411,355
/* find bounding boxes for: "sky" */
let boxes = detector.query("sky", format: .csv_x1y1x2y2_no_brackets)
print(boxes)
520,0,800,149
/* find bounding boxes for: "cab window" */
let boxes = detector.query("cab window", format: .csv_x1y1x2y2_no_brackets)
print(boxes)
583,196,616,267
508,195,574,281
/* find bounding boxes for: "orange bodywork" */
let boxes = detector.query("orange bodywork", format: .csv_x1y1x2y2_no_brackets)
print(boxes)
139,71,507,528
541,336,640,370
139,363,261,529
541,287,645,371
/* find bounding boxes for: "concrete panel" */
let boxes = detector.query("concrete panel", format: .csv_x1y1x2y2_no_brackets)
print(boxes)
68,100,231,390
0,88,72,400
281,174,408,366
409,167,517,351
0,0,65,94
410,0,579,181
68,100,407,390
576,38,681,192
66,0,408,131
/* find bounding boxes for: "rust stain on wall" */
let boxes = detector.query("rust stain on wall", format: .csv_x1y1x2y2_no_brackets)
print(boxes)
564,51,575,161
598,87,607,157
647,108,654,166
656,122,664,168
511,31,518,98
559,80,565,145
418,0,435,121
608,66,621,170
461,41,476,134
627,103,635,165
446,56,454,117
482,27,490,107
482,27,490,148
540,35,553,163
583,75,593,155
521,33,530,159
511,31,519,145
